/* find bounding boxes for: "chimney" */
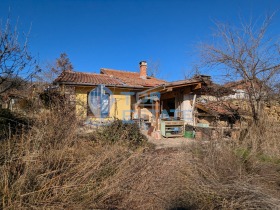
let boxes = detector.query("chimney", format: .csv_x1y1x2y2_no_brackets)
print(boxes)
139,61,147,79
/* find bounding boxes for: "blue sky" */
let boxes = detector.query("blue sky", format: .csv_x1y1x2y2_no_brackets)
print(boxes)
1,0,280,83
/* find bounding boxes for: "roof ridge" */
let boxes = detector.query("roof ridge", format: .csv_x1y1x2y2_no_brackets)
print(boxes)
65,71,111,76
168,78,200,83
101,68,139,74
224,79,246,85
101,68,167,83
53,70,125,86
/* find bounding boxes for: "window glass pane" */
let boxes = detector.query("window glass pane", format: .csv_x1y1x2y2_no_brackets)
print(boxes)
88,85,110,117
101,93,109,117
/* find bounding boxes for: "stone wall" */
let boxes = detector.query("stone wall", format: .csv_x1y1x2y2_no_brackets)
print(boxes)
229,100,280,122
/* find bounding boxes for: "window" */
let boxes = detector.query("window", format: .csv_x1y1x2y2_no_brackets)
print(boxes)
87,85,110,118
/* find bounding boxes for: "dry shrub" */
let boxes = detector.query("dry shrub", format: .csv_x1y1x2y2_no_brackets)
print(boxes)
0,109,31,140
94,148,189,209
93,119,148,148
0,104,149,209
240,119,280,159
181,141,280,209
100,141,280,209
0,106,131,209
1,105,280,209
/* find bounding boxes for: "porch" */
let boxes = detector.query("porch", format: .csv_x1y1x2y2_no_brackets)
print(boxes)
134,79,202,138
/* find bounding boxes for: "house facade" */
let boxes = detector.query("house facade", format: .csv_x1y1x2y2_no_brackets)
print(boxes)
53,61,207,133
53,61,166,121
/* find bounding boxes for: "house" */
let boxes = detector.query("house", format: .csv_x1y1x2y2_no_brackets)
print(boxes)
54,61,255,140
223,80,251,100
222,79,271,100
53,61,208,135
138,76,248,139
53,61,166,122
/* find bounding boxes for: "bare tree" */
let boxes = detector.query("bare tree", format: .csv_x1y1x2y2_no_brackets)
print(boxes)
200,14,280,124
0,18,36,94
147,60,160,77
52,53,73,74
183,65,202,80
37,53,73,84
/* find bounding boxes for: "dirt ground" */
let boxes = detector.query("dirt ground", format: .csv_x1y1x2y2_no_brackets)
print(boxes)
142,131,197,149
78,126,199,149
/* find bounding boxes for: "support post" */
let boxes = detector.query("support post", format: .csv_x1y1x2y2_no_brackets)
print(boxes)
138,105,141,126
192,94,197,126
155,100,159,130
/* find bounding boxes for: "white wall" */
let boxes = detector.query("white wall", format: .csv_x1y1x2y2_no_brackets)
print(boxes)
175,94,194,124
223,89,248,100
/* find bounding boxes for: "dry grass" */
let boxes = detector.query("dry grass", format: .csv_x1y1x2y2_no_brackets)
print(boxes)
183,141,280,209
0,106,280,209
240,118,280,159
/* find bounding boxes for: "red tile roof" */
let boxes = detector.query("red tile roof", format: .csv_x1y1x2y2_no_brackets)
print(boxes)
54,71,123,86
101,68,166,87
196,101,239,116
224,80,262,90
54,69,166,88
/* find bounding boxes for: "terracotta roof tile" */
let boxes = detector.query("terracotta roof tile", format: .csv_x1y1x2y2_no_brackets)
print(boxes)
54,71,123,86
224,80,263,90
101,68,166,87
54,68,166,88
196,101,239,116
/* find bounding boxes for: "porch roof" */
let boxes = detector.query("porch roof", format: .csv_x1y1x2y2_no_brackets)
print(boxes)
137,78,203,99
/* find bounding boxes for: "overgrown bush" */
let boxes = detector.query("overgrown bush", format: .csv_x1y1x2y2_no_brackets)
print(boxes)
182,141,280,209
239,119,280,159
0,104,150,209
0,109,31,140
1,105,280,209
94,119,147,148
39,91,66,109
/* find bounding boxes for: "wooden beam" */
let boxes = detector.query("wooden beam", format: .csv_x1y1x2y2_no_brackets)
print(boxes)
183,86,192,94
161,92,176,100
165,82,201,90
196,113,216,117
137,105,141,124
138,82,202,99
161,85,199,100
155,100,159,130
138,86,164,98
192,83,202,90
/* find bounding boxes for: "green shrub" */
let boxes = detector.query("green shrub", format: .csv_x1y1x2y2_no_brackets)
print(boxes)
235,148,251,162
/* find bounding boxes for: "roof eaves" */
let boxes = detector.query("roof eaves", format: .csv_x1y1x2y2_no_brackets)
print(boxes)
53,81,146,89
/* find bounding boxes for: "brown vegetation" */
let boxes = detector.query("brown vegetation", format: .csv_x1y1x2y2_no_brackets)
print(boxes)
0,18,38,95
0,104,280,209
200,14,280,124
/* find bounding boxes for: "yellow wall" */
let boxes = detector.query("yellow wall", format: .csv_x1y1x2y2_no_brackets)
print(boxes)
75,86,132,120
